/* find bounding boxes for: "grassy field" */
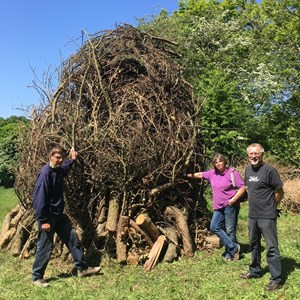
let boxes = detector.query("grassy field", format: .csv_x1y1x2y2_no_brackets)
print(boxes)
0,188,299,300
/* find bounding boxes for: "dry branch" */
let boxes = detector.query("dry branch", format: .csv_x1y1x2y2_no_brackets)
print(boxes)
3,24,209,266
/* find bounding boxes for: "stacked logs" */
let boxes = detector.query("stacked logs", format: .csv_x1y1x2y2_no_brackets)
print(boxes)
1,24,211,267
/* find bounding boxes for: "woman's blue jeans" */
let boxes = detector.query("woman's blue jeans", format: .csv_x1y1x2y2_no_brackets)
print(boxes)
32,214,87,281
210,205,239,257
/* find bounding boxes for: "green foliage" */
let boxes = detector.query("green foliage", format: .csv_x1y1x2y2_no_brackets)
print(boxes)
0,116,29,187
138,0,300,166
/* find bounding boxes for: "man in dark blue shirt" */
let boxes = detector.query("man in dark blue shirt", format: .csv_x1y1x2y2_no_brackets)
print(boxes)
240,143,284,291
32,145,100,287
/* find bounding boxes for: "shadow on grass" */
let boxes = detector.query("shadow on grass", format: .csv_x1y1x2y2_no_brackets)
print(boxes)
281,256,300,282
47,269,104,283
258,256,300,284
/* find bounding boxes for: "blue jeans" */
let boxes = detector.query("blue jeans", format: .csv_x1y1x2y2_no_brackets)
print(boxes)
32,214,87,281
248,217,282,283
210,205,239,257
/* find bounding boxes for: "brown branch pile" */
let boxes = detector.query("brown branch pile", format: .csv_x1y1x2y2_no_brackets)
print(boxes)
1,25,211,266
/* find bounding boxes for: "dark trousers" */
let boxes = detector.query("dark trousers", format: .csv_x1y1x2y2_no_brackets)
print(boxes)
248,217,282,283
32,214,87,281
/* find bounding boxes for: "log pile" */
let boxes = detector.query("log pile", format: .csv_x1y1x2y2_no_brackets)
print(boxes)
0,24,212,267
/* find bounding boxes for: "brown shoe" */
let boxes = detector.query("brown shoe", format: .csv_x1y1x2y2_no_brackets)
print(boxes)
32,279,49,287
77,266,101,278
232,244,240,261
265,281,282,291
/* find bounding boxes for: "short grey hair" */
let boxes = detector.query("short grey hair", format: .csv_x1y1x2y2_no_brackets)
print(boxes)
247,143,264,153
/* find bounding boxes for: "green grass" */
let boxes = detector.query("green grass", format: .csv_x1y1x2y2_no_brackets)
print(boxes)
0,190,299,299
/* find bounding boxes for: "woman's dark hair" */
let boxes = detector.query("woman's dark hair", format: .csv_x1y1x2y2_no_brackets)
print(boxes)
212,153,229,170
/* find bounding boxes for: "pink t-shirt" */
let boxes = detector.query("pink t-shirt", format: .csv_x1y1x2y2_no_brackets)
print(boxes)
202,167,245,210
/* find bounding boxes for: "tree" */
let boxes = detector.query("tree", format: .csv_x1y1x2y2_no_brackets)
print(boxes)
138,0,300,165
0,117,29,187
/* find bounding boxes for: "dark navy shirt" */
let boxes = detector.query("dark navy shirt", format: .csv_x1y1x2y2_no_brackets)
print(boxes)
33,159,74,223
245,163,283,219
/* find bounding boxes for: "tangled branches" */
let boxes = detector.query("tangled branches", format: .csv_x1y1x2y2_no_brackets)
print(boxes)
11,25,207,261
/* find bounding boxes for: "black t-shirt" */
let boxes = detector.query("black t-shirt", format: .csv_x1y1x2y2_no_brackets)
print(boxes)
245,163,283,218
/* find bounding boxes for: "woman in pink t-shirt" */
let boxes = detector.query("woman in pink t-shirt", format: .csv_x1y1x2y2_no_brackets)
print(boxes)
188,154,246,261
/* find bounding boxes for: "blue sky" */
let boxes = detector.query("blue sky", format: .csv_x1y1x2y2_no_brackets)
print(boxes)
0,0,179,118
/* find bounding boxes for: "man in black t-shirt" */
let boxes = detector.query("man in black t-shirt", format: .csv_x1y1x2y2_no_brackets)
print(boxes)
240,143,284,291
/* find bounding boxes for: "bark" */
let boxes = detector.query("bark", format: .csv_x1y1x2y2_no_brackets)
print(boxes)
116,216,130,264
164,206,195,257
129,219,154,247
136,213,160,242
161,227,180,263
106,198,119,232
0,205,26,250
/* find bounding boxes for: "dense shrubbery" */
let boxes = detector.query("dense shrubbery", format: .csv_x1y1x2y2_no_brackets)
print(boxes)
0,116,29,187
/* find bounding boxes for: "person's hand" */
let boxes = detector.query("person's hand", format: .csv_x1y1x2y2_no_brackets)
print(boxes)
41,223,51,232
276,208,282,217
70,147,78,160
228,198,236,206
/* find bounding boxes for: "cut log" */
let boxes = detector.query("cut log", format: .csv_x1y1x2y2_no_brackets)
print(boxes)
136,213,160,242
161,227,179,263
143,235,166,271
150,181,179,197
127,251,140,266
116,216,130,264
205,235,223,249
129,219,154,247
165,206,195,257
106,198,119,232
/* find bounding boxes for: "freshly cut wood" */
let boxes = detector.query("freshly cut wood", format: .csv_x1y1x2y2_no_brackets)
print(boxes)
127,251,139,266
106,198,119,232
136,213,160,242
143,235,166,271
205,235,222,249
116,216,130,264
165,206,195,257
129,219,154,247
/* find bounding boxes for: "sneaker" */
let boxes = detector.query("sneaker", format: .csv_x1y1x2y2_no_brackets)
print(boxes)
232,244,240,261
32,279,49,287
77,266,101,278
265,281,282,291
223,257,233,262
